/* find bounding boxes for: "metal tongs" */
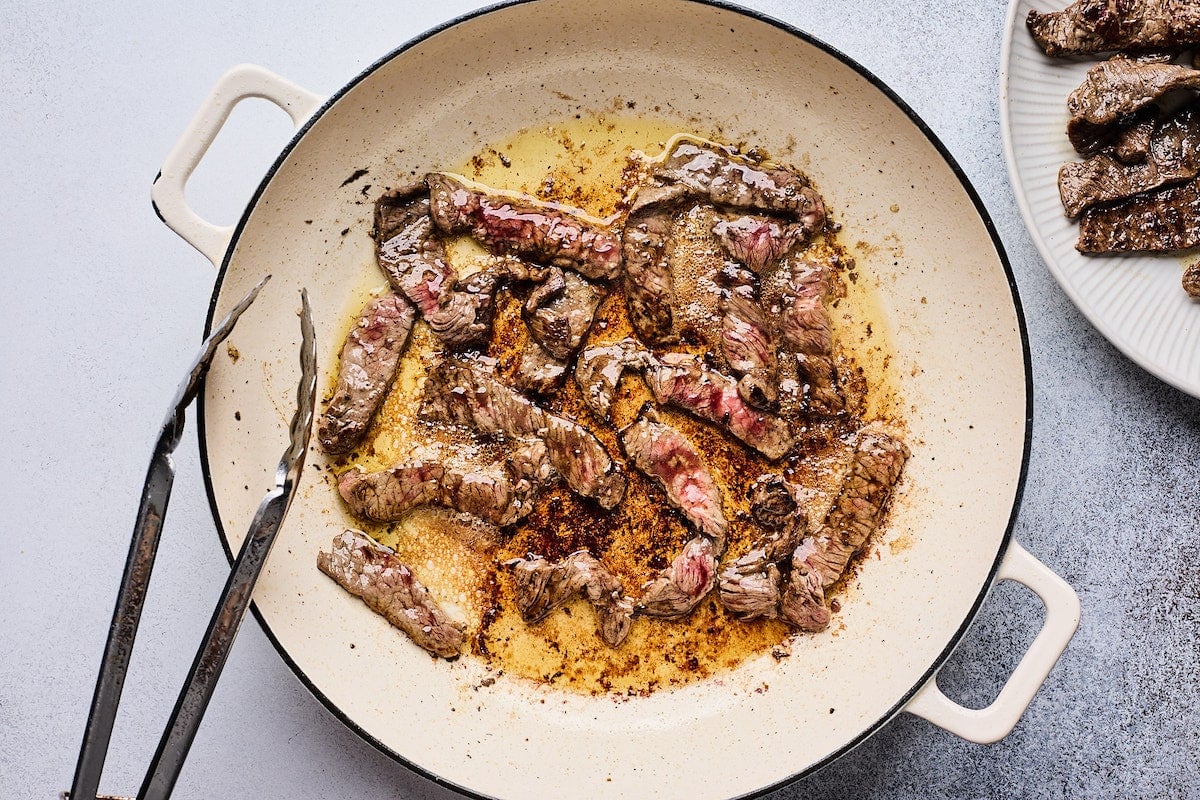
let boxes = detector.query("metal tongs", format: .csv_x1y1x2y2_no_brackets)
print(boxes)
68,277,318,800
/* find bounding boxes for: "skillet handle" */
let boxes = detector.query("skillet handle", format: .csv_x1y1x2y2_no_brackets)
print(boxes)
903,540,1080,743
151,64,324,267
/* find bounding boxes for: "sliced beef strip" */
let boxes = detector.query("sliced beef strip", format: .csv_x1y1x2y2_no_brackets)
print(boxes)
337,439,551,528
718,476,807,620
513,341,569,395
317,292,416,454
713,214,805,273
374,186,501,348
317,529,464,659
1077,174,1200,253
1112,107,1159,165
1027,0,1200,57
1066,59,1200,155
780,425,909,632
653,140,826,230
644,353,794,461
639,535,718,619
1060,100,1200,217
525,268,605,360
506,552,634,647
425,173,622,280
621,185,687,344
775,259,842,412
620,409,727,548
421,356,627,508
720,290,779,410
574,338,656,420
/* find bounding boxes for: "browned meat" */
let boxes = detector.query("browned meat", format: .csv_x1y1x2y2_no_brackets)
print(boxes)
317,293,415,454
1112,108,1158,164
621,185,686,344
713,215,804,273
639,536,718,619
653,140,826,230
506,552,634,647
513,342,568,395
1184,260,1200,297
525,268,605,360
338,440,551,528
1066,60,1200,155
1077,175,1200,252
780,426,909,631
720,291,779,409
718,476,806,620
776,259,842,412
1060,102,1200,217
425,173,622,280
1027,0,1200,57
421,356,626,508
374,186,501,347
317,530,464,658
573,338,656,419
620,409,727,548
644,353,794,460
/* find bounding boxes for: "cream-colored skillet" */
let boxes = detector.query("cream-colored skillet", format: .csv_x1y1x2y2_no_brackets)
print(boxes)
151,1,1081,797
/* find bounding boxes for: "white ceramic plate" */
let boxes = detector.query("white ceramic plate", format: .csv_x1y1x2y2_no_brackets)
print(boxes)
1001,0,1200,397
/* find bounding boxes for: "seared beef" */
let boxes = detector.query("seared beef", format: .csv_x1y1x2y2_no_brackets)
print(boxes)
780,425,909,631
338,439,551,527
720,291,779,409
1027,0,1200,57
620,409,728,548
425,173,622,280
1066,59,1200,155
525,268,605,360
574,338,656,420
1077,175,1200,252
639,536,718,619
421,356,626,508
318,293,415,454
1112,108,1158,164
645,353,794,461
621,185,686,344
718,476,806,620
374,186,501,347
317,530,464,658
776,259,842,412
713,215,804,273
653,140,826,230
1059,101,1200,217
513,342,568,395
506,552,634,647
1184,260,1200,297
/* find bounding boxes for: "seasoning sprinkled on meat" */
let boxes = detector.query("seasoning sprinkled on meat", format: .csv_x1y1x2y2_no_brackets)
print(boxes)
318,292,415,454
506,552,634,647
318,530,464,658
621,408,727,548
720,291,779,410
780,425,909,631
426,172,622,280
422,356,626,508
574,338,656,420
777,259,842,412
713,215,805,273
1027,0,1200,57
525,268,605,360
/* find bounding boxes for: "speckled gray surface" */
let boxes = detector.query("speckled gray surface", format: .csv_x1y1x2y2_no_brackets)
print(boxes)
1,1,1197,798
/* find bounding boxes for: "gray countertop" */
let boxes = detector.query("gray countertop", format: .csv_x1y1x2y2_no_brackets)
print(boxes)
2,1,1197,798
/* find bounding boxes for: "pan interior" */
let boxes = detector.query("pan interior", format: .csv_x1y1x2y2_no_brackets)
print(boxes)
199,1,1026,798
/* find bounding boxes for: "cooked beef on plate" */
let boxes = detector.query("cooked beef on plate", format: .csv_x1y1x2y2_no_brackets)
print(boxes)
1028,0,1200,57
1077,174,1200,252
1066,59,1200,155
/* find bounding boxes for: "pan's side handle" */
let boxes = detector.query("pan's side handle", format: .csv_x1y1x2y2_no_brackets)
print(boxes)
151,64,325,267
903,540,1080,744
